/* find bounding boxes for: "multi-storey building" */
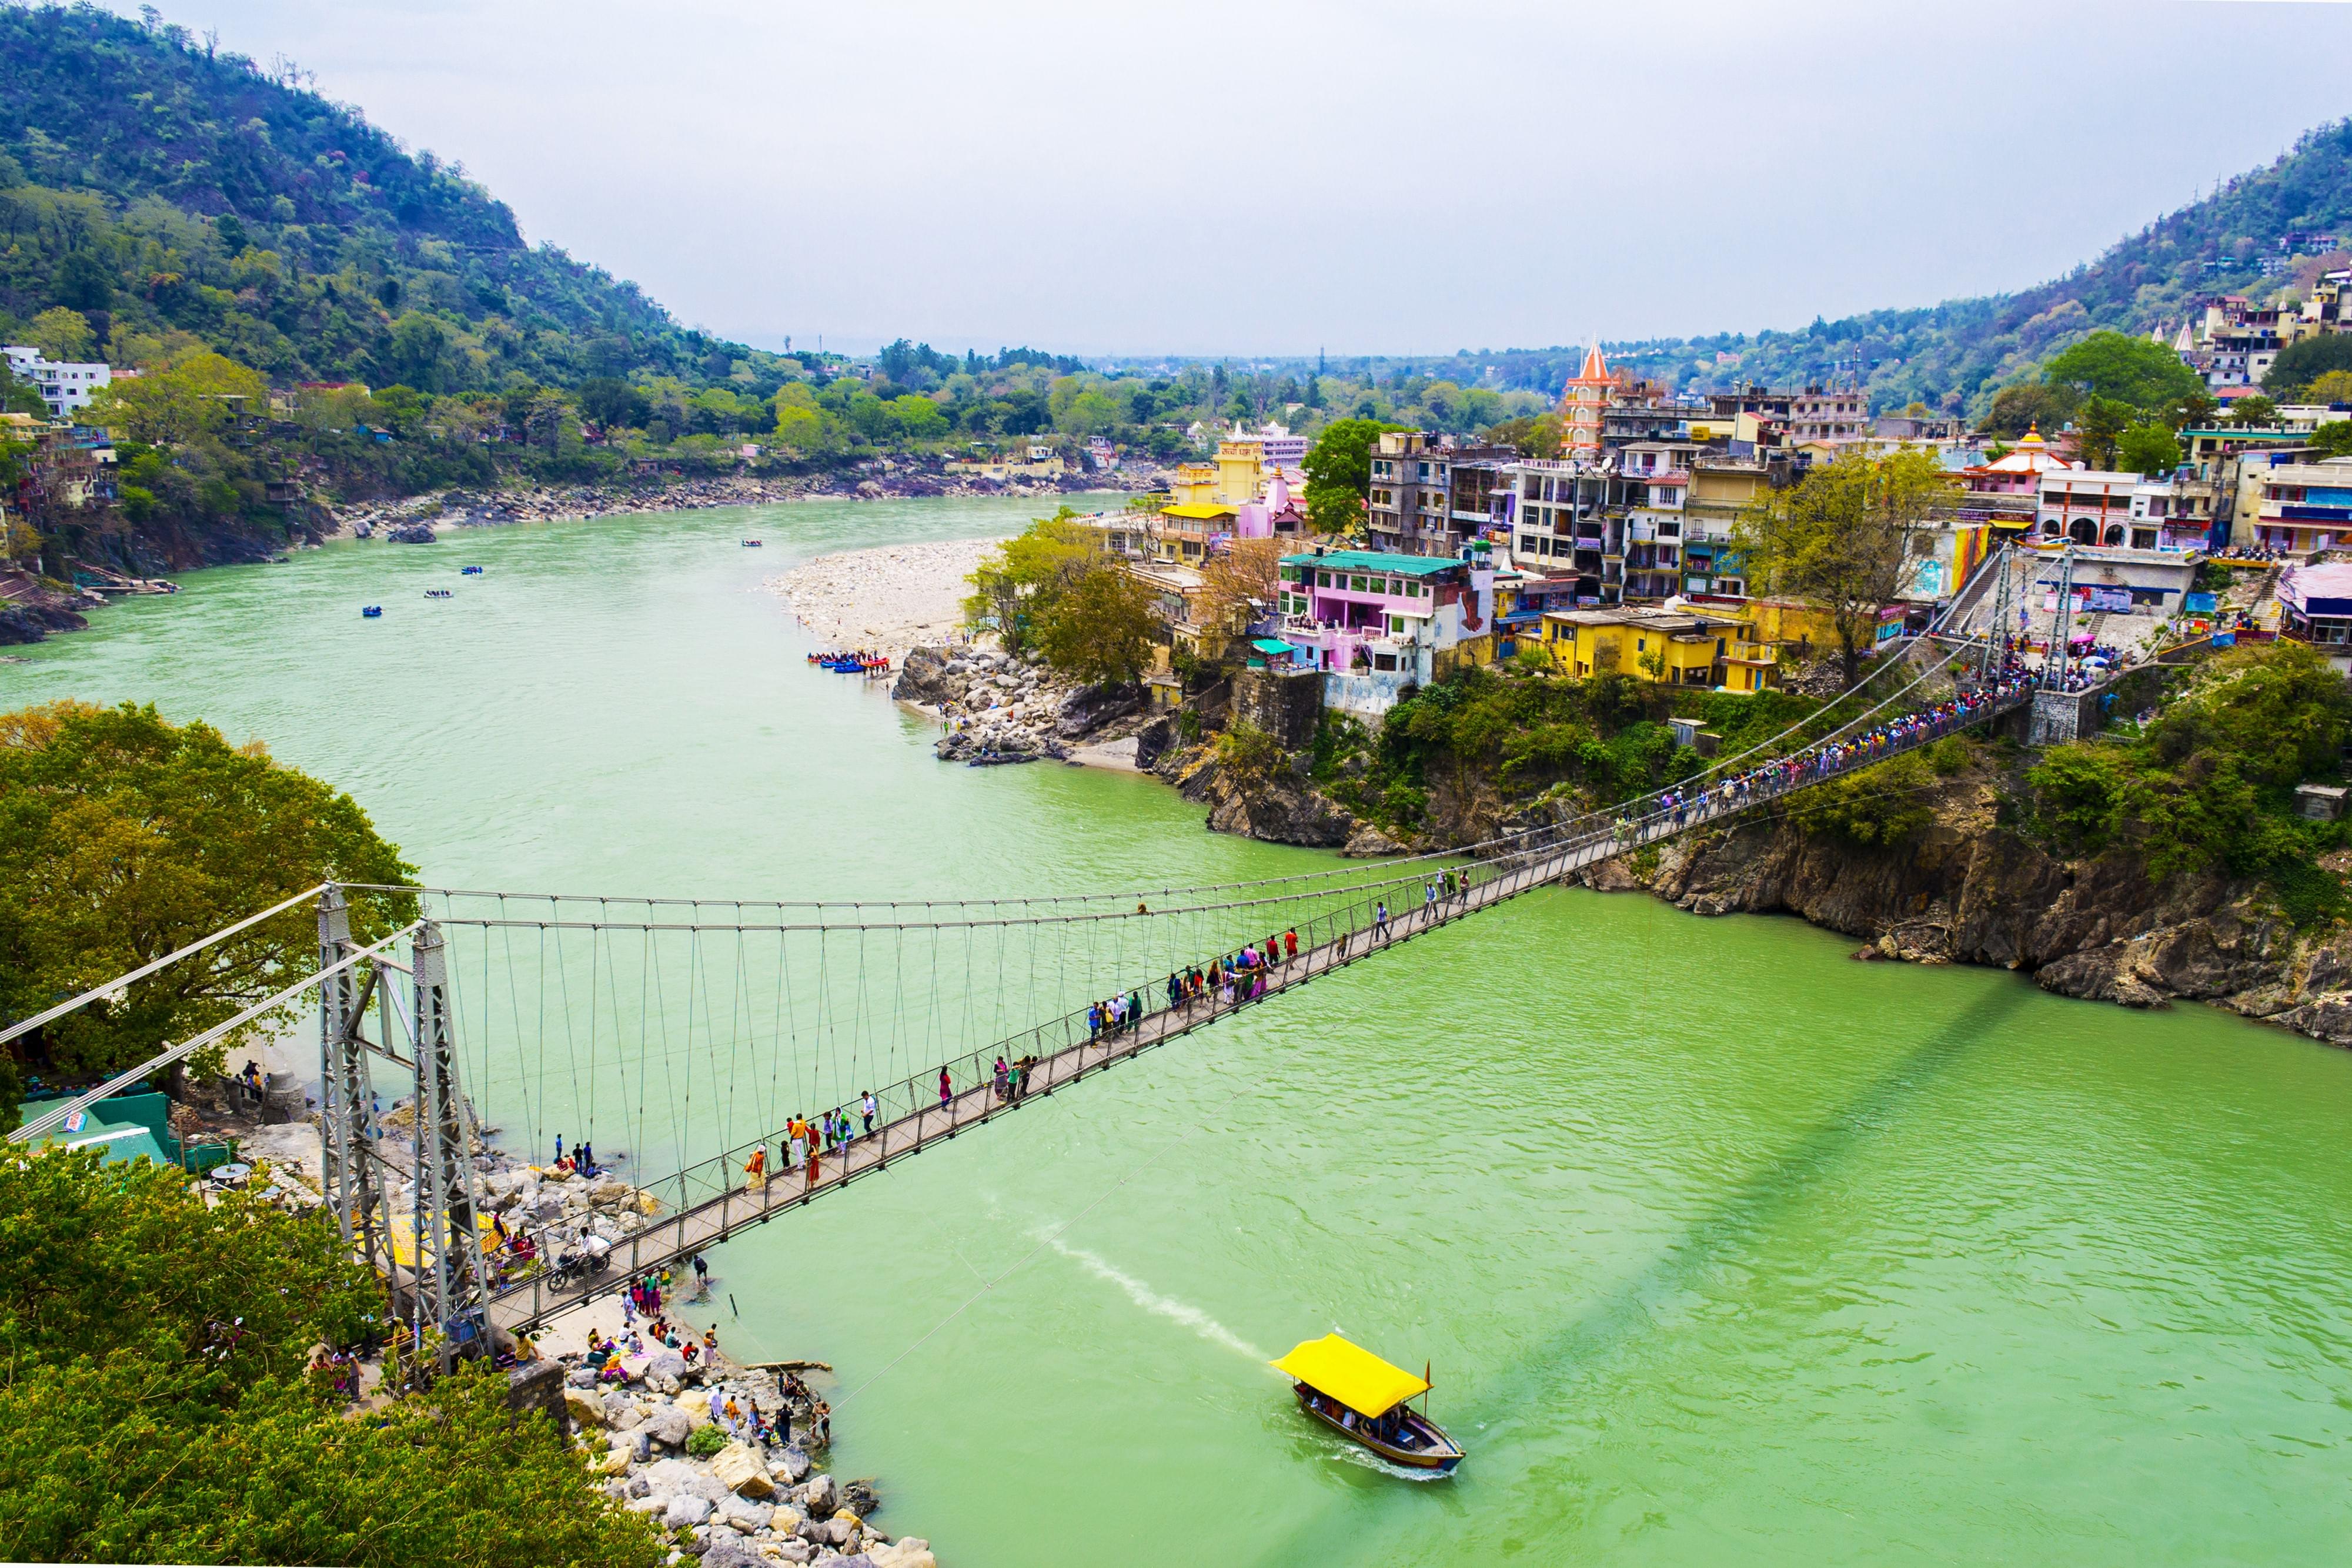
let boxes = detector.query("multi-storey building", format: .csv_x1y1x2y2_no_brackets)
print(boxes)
1787,386,1868,444
1499,459,1616,603
2247,456,2352,554
1365,431,1516,558
3,346,112,417
1274,547,1496,715
2036,469,2143,546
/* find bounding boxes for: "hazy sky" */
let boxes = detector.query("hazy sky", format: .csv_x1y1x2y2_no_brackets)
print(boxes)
104,0,2352,356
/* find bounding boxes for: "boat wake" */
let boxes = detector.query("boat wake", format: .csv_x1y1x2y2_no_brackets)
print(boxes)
1324,1440,1458,1482
1038,1232,1270,1363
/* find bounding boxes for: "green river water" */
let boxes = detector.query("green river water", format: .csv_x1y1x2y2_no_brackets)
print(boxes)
8,498,2352,1564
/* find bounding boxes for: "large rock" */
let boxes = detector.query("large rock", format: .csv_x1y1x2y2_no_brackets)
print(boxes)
663,1493,714,1529
803,1474,837,1516
644,1349,690,1385
700,1540,764,1568
707,1440,773,1498
891,646,958,707
642,1403,692,1449
1055,681,1140,738
770,1542,816,1565
774,1443,813,1483
562,1387,607,1429
714,1493,772,1532
869,1545,936,1568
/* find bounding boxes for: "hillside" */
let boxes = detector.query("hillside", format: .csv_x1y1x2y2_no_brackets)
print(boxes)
1378,121,2352,417
0,2,766,392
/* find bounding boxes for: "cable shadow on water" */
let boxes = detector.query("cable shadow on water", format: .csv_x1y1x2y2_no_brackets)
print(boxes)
1250,977,2036,1563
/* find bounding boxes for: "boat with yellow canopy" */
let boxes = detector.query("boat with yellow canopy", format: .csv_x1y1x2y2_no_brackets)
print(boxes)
1271,1333,1463,1472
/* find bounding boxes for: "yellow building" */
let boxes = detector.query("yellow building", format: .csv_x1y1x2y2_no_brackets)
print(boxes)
1535,605,1783,692
1167,463,1221,506
1154,502,1235,564
1214,436,1266,505
1541,606,1755,687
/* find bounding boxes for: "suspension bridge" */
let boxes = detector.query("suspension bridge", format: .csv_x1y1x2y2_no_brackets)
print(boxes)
6,548,2055,1362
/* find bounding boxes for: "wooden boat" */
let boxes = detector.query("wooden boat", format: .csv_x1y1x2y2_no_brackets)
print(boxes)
1271,1333,1462,1473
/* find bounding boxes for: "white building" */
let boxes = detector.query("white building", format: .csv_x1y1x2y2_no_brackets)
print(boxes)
3,346,111,417
2036,468,2141,546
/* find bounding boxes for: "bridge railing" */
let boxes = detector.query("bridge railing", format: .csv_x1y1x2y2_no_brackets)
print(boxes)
483,674,2041,1315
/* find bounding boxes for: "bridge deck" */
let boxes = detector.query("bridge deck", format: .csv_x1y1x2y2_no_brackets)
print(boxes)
487,685,2029,1332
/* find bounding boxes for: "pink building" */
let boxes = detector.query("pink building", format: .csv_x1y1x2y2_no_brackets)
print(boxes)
1275,549,1495,713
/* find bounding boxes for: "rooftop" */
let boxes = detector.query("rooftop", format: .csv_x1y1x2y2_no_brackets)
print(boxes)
1283,550,1472,579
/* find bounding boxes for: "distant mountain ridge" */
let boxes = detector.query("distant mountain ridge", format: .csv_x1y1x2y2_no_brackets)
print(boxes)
1380,121,2352,417
0,2,757,390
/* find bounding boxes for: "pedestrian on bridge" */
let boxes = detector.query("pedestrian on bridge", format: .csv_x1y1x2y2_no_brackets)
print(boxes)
938,1066,953,1108
861,1090,877,1135
744,1144,767,1190
994,1057,1010,1101
1375,901,1391,940
1284,928,1298,961
1167,972,1184,1010
788,1116,808,1172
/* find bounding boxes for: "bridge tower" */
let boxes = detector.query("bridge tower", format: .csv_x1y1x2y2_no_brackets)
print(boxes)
318,891,493,1373
317,887,387,1286
407,920,495,1370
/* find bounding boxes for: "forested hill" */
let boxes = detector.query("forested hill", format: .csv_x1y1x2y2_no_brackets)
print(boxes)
0,2,759,390
1425,120,2352,418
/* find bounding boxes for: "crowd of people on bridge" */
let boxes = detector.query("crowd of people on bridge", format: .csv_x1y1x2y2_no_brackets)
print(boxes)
1613,668,2037,842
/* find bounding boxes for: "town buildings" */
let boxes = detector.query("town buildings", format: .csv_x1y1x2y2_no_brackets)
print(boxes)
4,346,112,417
1365,431,1515,559
1538,604,1776,691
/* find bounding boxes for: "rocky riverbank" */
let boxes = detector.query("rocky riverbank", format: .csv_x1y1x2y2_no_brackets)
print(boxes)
890,644,1154,765
1575,748,2352,1050
330,466,1151,540
0,566,101,646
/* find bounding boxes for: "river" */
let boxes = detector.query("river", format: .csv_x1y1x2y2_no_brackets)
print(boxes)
8,497,2351,1565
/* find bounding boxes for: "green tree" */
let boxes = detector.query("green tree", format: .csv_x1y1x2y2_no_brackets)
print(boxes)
2116,420,2182,475
963,507,1100,650
1982,382,2079,437
1482,410,1561,457
27,306,95,363
2042,330,2202,410
2166,387,2220,430
2072,394,2132,470
2303,370,2352,406
1033,563,1159,686
2264,332,2352,398
2308,420,2352,459
1300,417,1400,537
2229,394,2279,428
84,351,268,446
1732,449,1956,687
890,393,948,440
0,703,415,1106
0,1146,662,1567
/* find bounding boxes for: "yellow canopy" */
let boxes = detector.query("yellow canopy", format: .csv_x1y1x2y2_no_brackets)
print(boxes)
1160,502,1237,520
1271,1334,1428,1418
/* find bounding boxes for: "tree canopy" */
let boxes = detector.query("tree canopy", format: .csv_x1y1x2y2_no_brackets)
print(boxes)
1732,450,1956,687
0,1146,662,1566
2265,332,2352,398
2042,330,2204,411
1300,419,1399,537
0,702,415,1114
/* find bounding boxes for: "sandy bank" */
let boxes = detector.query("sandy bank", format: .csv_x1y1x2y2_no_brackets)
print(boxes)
763,536,1004,661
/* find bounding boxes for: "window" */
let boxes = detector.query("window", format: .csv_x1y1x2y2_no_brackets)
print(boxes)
1350,575,1368,591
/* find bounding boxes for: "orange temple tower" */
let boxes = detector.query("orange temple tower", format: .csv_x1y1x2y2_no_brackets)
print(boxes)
1558,343,1612,462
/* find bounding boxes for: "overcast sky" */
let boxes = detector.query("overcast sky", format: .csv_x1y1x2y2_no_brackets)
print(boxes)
103,0,2352,357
